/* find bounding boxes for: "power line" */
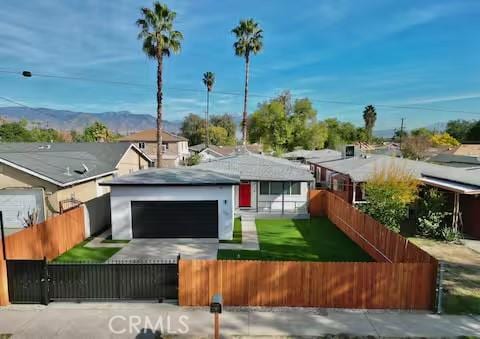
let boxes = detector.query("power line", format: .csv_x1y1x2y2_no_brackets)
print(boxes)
2,68,480,115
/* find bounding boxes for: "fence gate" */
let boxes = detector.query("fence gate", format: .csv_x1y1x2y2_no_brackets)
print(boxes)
6,259,178,304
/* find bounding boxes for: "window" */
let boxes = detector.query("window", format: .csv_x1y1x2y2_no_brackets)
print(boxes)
161,144,167,152
259,181,302,195
138,142,145,149
270,182,283,195
260,181,270,195
290,182,301,195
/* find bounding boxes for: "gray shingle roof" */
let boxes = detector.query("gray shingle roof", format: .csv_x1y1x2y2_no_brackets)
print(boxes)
282,149,342,161
102,168,239,185
318,154,480,188
194,152,314,182
0,142,148,186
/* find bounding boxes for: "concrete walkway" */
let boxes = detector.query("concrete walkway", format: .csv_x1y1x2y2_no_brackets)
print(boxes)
108,238,219,261
84,229,129,249
219,215,260,251
464,238,480,254
0,303,479,338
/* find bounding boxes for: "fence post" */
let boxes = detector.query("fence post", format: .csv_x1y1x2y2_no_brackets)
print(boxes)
435,261,444,314
41,257,49,305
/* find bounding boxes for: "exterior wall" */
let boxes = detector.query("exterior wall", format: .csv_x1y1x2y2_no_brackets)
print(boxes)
117,147,149,176
330,173,353,203
235,181,309,213
460,194,480,239
110,185,235,240
137,141,189,167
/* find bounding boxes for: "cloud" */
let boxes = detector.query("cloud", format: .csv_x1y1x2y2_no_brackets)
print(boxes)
403,93,480,105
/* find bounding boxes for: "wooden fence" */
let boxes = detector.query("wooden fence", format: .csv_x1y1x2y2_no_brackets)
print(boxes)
0,207,85,305
322,190,435,263
179,260,436,309
180,190,438,310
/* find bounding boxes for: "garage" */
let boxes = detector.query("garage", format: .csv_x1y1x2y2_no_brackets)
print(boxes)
131,200,218,238
101,168,239,241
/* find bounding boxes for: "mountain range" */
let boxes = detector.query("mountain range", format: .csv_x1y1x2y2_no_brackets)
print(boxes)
0,106,182,134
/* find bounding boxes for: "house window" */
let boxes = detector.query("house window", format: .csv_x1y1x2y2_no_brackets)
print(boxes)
138,142,145,149
270,182,283,195
161,144,167,152
332,178,345,192
290,182,301,195
260,181,270,195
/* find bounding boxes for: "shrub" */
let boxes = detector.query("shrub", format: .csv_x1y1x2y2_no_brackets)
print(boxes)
359,162,420,232
430,132,460,147
416,188,456,241
185,153,201,166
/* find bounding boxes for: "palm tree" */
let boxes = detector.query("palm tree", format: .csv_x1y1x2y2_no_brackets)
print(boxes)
136,2,183,168
202,72,215,146
362,105,377,142
232,19,263,146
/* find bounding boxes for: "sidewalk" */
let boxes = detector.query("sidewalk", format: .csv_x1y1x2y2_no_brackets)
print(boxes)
1,303,479,338
219,215,260,251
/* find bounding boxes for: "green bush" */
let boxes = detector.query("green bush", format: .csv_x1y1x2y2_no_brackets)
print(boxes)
416,188,456,241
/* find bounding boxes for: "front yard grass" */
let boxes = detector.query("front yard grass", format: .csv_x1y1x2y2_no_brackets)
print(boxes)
410,237,480,314
53,238,122,263
219,217,242,244
218,217,372,262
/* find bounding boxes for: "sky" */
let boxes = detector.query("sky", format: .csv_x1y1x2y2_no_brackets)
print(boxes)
0,0,480,130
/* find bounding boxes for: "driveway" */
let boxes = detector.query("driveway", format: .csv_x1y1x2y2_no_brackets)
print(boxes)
107,238,218,261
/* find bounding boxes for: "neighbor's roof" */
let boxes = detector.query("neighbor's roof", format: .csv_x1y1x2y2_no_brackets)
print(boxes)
101,167,239,186
317,154,480,191
453,144,480,156
194,151,314,181
0,142,151,187
118,129,187,142
189,143,263,156
282,149,342,161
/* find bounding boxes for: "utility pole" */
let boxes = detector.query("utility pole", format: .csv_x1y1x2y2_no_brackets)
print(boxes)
399,117,405,151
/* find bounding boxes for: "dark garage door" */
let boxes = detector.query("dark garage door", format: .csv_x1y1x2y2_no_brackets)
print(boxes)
131,201,218,238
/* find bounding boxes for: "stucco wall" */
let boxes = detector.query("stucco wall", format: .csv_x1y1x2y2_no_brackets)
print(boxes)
110,185,234,240
235,181,309,213
117,148,149,176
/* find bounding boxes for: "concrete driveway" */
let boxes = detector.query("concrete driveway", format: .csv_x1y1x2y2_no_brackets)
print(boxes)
108,238,218,261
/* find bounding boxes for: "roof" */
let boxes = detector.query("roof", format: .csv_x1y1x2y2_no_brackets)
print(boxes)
0,142,151,187
118,129,187,142
453,144,480,156
316,154,480,191
282,149,342,161
101,167,239,186
428,153,480,167
194,152,314,182
189,143,263,156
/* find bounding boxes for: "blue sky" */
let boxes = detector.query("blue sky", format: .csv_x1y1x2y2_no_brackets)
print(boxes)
1,0,480,130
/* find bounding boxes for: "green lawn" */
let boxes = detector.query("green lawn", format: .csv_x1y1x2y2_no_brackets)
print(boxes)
219,218,242,244
53,238,122,263
218,217,372,262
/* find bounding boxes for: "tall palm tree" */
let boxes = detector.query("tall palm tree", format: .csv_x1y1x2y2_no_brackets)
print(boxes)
362,105,377,142
202,72,215,146
232,19,263,146
136,2,183,168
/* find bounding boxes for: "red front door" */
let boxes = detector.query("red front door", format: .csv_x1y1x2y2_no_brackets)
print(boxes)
239,182,251,207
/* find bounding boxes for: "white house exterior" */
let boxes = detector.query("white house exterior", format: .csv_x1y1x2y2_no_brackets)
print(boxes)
102,168,239,240
195,152,314,216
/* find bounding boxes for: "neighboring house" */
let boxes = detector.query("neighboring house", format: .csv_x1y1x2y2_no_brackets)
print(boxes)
102,168,239,240
0,142,151,236
189,143,263,162
427,144,480,167
282,149,342,164
308,153,480,239
195,152,314,215
118,129,189,168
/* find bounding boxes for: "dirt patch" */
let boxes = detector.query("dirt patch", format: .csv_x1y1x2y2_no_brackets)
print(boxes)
410,237,480,314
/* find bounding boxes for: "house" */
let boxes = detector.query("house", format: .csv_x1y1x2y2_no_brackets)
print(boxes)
189,143,263,162
118,129,189,167
101,168,239,240
427,143,480,167
282,149,342,165
0,142,151,236
308,153,480,239
195,152,314,215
